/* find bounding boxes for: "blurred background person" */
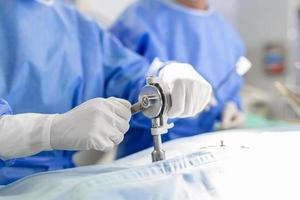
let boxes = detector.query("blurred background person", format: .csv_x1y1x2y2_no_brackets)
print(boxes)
75,0,300,123
109,0,249,158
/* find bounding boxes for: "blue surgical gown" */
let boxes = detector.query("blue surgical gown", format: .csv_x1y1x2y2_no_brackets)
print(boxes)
0,0,150,184
0,99,16,167
0,99,12,116
110,0,245,158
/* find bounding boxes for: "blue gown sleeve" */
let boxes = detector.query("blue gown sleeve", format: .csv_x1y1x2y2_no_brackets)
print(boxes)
100,30,149,104
0,99,12,116
0,99,15,165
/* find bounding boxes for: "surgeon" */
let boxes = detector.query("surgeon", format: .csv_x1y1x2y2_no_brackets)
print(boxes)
110,0,249,157
0,0,212,184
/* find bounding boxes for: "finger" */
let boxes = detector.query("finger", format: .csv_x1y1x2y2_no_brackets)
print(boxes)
108,97,132,121
111,114,130,134
230,112,246,128
195,84,205,115
203,84,213,110
109,133,124,145
196,82,212,114
181,81,195,117
221,112,231,129
168,80,185,118
94,137,115,152
189,81,203,117
101,110,129,134
192,84,203,117
222,111,244,129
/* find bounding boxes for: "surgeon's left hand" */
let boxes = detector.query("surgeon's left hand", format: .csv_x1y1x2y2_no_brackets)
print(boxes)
159,63,212,118
221,101,246,129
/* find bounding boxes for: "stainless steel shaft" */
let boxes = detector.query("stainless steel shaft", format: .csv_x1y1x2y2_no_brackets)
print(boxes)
151,135,165,162
131,102,143,115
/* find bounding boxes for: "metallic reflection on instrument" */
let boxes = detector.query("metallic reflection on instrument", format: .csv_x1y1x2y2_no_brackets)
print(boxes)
131,77,172,162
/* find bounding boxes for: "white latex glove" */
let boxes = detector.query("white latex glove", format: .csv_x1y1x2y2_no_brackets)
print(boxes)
50,97,131,152
221,101,245,129
159,63,212,118
0,113,55,160
0,97,131,160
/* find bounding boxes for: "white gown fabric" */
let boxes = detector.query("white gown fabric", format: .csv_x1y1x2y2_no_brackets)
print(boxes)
0,128,300,200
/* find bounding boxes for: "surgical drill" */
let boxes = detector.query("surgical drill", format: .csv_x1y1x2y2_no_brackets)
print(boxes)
131,76,172,162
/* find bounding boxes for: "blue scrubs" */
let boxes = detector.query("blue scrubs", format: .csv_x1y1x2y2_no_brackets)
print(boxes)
0,99,12,116
0,99,16,184
0,0,149,184
110,0,245,158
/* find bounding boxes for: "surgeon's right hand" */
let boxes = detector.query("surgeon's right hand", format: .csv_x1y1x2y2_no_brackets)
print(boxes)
50,97,131,152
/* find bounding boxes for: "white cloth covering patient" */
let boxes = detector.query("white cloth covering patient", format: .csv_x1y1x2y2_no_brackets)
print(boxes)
0,128,300,200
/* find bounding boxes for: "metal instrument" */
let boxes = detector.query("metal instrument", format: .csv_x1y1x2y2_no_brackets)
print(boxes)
131,76,172,162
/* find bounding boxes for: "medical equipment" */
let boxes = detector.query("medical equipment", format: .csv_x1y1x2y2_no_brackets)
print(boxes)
215,56,252,93
131,76,172,162
274,82,300,117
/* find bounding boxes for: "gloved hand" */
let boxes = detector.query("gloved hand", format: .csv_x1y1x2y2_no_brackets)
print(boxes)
50,97,131,152
221,101,245,129
159,63,212,118
0,97,131,160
